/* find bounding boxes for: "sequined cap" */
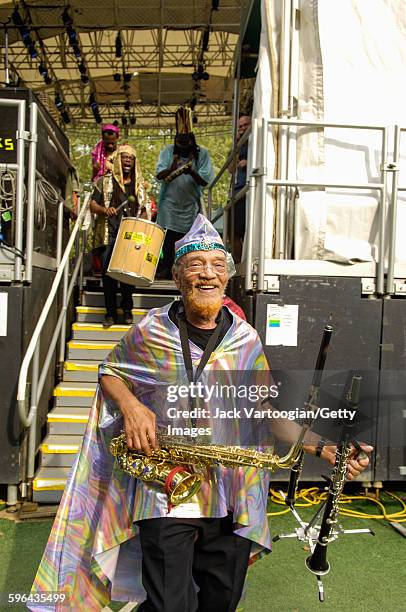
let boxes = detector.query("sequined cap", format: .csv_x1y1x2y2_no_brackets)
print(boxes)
174,214,226,261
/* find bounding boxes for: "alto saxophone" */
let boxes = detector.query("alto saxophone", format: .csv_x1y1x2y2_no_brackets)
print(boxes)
110,431,304,507
110,326,334,507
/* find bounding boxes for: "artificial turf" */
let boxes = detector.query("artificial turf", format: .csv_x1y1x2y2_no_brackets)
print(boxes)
0,491,405,612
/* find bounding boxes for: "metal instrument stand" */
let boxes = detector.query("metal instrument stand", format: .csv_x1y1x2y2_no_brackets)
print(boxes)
272,488,374,602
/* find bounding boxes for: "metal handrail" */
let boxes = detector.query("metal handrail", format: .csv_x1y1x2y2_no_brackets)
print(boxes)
16,194,90,492
207,124,252,220
386,125,401,294
207,114,392,294
0,98,26,282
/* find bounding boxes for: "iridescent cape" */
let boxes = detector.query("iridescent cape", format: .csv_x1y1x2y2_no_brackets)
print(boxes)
30,304,272,611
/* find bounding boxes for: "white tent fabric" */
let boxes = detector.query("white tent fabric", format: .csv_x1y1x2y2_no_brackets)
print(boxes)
250,0,278,261
252,0,406,264
296,0,406,264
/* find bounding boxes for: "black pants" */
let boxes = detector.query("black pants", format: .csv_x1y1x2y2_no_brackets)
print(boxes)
137,514,251,612
101,240,133,318
156,229,184,279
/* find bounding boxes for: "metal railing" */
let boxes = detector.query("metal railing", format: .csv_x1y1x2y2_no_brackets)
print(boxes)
0,98,75,285
207,123,252,232
208,115,393,294
13,195,90,501
386,125,406,295
261,118,389,294
0,98,26,282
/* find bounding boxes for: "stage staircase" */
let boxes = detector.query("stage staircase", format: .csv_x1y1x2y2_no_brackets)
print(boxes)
32,284,177,503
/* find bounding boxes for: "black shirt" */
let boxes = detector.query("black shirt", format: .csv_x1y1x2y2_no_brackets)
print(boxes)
235,141,248,192
168,301,232,350
91,182,133,238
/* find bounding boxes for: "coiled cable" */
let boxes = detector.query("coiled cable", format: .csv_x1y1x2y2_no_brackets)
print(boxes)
35,176,63,231
0,168,21,213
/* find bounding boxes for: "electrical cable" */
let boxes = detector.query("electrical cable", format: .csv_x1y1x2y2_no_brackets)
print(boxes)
0,239,24,258
0,168,20,213
267,487,406,522
35,176,63,231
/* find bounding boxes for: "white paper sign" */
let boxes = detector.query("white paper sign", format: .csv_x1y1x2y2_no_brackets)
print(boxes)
266,304,298,346
0,293,7,336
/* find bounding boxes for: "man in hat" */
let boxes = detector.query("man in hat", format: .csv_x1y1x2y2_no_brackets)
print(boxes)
91,123,120,182
90,144,148,327
31,214,372,612
155,107,215,279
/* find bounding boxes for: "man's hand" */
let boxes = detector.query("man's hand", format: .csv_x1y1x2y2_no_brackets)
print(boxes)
121,398,158,456
237,159,248,169
106,207,118,217
320,444,373,480
100,375,158,456
170,154,180,171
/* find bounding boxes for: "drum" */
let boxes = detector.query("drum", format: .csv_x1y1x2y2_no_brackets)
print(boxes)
107,217,165,286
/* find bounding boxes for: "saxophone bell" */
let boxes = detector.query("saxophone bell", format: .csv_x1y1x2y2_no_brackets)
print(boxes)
111,435,203,505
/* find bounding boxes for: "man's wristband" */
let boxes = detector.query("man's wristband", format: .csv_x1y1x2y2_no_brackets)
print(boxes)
315,438,326,458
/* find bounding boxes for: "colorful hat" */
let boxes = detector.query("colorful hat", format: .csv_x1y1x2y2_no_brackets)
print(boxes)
175,106,193,134
174,214,236,276
102,123,120,135
174,214,225,260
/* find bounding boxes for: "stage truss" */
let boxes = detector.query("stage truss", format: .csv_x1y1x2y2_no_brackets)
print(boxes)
0,0,251,127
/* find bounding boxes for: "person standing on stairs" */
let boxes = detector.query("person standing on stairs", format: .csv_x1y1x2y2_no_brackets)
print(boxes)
90,144,149,327
155,106,214,279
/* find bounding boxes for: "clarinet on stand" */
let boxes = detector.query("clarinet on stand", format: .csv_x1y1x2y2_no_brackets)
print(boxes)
305,375,374,578
285,325,333,507
274,373,374,603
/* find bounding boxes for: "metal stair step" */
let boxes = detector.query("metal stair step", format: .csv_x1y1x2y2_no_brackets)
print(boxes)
40,434,82,467
82,290,178,309
48,406,91,434
53,381,97,406
63,360,100,382
67,340,116,361
33,466,70,503
72,322,130,342
83,277,177,292
76,306,149,323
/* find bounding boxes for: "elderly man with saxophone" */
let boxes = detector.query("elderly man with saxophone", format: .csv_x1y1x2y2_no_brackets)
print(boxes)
30,215,371,612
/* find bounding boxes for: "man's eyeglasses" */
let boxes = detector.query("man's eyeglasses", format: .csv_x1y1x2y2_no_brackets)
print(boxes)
184,263,227,275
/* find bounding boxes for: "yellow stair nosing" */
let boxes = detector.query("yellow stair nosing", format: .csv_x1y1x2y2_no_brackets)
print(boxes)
33,479,67,491
76,306,148,315
72,323,130,332
41,444,79,454
48,415,89,423
67,341,116,350
64,361,99,372
53,387,96,397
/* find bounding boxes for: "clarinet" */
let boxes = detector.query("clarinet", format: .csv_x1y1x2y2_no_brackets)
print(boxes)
285,325,333,507
165,161,193,183
305,375,361,575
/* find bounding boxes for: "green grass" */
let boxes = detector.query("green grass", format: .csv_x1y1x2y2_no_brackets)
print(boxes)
245,492,406,612
0,491,405,611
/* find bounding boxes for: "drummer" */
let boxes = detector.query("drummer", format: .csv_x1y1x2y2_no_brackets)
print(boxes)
90,144,148,328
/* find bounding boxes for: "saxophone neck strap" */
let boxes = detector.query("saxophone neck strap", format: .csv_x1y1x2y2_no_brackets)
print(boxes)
177,303,224,384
